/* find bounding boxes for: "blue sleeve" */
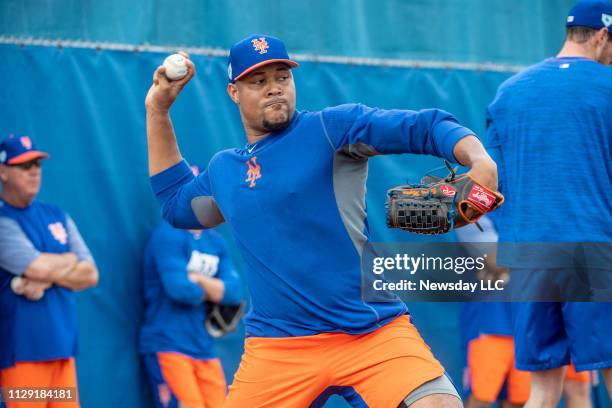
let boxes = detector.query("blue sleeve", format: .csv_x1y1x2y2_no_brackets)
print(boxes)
320,104,474,162
150,160,225,230
66,216,94,263
485,109,505,195
0,217,39,276
214,236,242,305
150,224,205,306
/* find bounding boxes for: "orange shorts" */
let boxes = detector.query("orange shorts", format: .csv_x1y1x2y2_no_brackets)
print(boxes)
466,335,590,404
156,352,226,408
565,363,589,384
0,358,79,408
223,315,445,407
467,335,530,404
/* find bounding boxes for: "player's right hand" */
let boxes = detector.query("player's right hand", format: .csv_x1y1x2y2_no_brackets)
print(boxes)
145,51,195,113
21,278,52,301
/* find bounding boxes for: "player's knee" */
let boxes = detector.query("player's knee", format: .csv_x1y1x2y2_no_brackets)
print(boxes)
401,394,463,408
466,395,494,408
526,385,563,408
602,367,612,382
530,388,562,403
399,374,462,407
500,403,523,408
563,379,590,399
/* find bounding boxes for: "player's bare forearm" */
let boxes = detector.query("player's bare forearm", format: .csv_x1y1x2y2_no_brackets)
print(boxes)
188,273,225,303
18,278,52,301
146,108,183,175
453,136,498,191
24,253,79,282
144,52,195,176
478,247,509,282
55,261,99,291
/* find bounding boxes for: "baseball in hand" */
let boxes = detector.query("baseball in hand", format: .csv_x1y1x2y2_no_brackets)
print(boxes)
11,276,25,295
163,54,188,81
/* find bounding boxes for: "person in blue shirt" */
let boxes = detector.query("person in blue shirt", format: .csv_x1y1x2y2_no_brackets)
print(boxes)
486,2,612,407
144,34,501,407
457,216,592,408
140,165,242,408
0,135,98,408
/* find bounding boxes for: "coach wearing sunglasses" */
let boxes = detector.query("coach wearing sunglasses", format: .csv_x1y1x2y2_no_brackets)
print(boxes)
0,135,98,407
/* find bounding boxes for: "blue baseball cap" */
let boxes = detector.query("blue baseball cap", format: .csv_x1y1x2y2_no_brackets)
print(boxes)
228,34,298,83
566,1,612,30
0,135,49,165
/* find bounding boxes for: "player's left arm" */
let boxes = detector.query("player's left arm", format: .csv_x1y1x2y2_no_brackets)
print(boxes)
53,216,99,291
212,236,241,305
322,104,497,190
0,216,97,295
188,274,224,302
322,104,471,159
189,235,242,305
453,136,498,191
0,218,54,300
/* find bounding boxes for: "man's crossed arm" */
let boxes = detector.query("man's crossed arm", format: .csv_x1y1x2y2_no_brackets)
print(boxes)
0,217,99,300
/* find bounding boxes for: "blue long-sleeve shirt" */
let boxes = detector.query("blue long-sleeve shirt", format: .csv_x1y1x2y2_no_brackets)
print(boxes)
486,57,612,245
139,222,241,358
151,104,473,337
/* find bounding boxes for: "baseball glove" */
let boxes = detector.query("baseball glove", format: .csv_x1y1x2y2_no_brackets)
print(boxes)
385,162,504,234
204,300,245,338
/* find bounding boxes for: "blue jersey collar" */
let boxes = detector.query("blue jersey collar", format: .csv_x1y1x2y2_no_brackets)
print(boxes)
242,110,302,155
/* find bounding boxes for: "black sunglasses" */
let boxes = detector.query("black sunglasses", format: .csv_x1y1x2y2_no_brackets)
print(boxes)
8,159,42,170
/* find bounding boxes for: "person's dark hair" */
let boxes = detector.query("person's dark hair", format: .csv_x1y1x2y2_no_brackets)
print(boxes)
566,26,612,43
566,26,598,43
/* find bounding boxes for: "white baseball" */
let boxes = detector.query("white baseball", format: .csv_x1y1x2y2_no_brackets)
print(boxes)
163,54,188,81
11,276,25,295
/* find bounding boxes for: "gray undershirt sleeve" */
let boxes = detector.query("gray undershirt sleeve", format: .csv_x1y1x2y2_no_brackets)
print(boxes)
66,216,94,263
0,217,40,276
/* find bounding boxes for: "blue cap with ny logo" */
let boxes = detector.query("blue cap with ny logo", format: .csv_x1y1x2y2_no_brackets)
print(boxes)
0,135,49,165
227,35,299,83
566,1,612,29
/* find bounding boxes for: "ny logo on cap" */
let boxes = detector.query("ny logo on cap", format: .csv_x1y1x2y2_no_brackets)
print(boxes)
603,13,612,27
251,37,269,54
0,151,6,163
20,136,32,150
